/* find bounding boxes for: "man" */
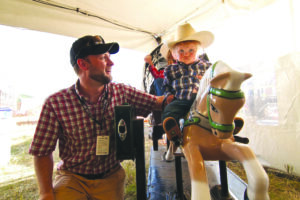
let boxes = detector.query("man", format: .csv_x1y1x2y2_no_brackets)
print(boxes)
29,35,172,200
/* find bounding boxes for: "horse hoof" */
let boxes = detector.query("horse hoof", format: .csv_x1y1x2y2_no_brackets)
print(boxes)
162,152,174,162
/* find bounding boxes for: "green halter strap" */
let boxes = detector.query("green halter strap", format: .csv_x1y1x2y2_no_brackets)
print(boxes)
206,62,244,132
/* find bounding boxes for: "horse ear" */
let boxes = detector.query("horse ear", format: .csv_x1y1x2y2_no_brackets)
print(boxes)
244,73,252,80
210,72,230,88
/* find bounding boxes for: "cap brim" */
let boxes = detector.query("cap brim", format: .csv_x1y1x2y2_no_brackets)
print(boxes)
107,42,120,54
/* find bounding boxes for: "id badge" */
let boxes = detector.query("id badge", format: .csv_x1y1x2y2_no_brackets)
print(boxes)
96,136,109,155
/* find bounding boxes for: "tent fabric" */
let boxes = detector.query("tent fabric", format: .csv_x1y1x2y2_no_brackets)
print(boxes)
2,0,300,175
0,0,276,52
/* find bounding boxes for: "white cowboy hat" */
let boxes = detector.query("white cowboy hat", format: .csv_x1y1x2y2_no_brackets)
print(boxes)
167,23,214,49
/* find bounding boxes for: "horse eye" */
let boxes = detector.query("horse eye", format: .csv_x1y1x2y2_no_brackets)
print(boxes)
211,104,218,113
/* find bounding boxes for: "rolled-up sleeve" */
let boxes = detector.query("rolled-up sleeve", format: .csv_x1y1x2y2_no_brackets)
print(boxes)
29,101,60,156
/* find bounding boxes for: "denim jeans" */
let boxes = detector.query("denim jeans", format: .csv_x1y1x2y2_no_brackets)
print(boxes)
162,96,196,125
153,78,164,96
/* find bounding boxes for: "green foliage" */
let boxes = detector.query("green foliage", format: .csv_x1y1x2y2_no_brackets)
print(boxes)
10,136,34,166
123,160,137,199
0,177,39,200
284,164,295,174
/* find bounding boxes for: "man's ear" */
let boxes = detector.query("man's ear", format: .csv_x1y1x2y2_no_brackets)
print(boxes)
77,58,88,71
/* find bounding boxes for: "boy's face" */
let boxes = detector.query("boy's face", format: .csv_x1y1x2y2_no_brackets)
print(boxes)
172,41,199,65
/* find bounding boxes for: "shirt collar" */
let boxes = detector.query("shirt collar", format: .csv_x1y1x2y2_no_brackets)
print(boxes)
75,80,83,97
177,60,200,67
74,80,108,104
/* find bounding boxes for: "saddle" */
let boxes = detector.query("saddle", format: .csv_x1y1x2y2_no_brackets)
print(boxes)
164,116,244,146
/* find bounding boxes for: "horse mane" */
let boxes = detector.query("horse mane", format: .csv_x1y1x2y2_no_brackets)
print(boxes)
191,61,232,111
190,66,213,111
190,60,248,113
198,66,213,97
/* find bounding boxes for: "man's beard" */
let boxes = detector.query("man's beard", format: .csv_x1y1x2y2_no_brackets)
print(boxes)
90,73,112,84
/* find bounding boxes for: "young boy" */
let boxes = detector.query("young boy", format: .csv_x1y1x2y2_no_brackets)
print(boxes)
162,23,214,144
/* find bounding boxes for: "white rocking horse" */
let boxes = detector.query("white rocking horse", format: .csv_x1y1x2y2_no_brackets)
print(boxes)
164,61,269,200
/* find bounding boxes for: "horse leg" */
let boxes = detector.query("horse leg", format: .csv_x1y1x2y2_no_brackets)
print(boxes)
221,143,270,200
165,142,176,161
183,144,211,200
163,117,182,161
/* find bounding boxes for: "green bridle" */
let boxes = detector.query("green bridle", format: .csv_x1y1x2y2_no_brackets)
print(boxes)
206,62,245,132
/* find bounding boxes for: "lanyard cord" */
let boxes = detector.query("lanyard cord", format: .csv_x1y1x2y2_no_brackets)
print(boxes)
74,84,108,129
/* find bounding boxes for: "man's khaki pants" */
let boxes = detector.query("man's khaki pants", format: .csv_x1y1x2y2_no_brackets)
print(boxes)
53,167,125,200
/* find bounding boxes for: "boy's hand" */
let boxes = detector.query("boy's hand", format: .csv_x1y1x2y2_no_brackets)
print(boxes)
196,75,203,79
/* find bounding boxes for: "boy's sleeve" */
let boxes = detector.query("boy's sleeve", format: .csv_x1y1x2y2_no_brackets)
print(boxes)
162,67,174,96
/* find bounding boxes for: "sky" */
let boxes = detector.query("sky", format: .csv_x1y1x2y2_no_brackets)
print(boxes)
0,25,146,102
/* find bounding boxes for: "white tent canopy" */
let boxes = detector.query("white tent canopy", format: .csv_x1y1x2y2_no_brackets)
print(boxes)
1,0,300,175
0,0,276,52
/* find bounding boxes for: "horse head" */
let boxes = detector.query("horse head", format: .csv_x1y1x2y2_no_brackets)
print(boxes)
192,61,252,139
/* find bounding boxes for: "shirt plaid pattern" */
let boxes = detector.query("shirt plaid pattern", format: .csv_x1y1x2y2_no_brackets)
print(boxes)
29,82,156,174
163,60,211,100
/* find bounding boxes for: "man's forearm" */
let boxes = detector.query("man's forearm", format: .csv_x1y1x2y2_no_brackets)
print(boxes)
34,154,55,199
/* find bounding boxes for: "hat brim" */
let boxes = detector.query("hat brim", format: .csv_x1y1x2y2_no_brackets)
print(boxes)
167,31,214,49
78,42,119,58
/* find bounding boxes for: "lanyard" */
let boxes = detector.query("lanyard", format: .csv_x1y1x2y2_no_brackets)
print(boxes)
74,85,108,129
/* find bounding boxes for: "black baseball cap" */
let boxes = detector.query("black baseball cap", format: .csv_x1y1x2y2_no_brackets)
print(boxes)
70,35,119,66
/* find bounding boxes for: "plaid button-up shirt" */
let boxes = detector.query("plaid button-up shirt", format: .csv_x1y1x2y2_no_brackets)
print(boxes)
163,60,211,100
29,81,156,174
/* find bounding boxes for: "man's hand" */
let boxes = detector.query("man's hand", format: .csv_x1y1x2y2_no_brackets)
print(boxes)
154,94,174,111
164,94,174,106
162,94,175,110
144,55,154,66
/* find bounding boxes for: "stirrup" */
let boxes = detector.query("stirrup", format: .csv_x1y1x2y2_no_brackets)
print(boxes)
163,117,182,146
233,117,244,135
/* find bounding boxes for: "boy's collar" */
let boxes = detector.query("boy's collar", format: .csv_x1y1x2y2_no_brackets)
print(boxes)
177,60,200,66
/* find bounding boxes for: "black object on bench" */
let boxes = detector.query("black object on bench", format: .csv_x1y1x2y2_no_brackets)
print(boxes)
115,104,146,200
